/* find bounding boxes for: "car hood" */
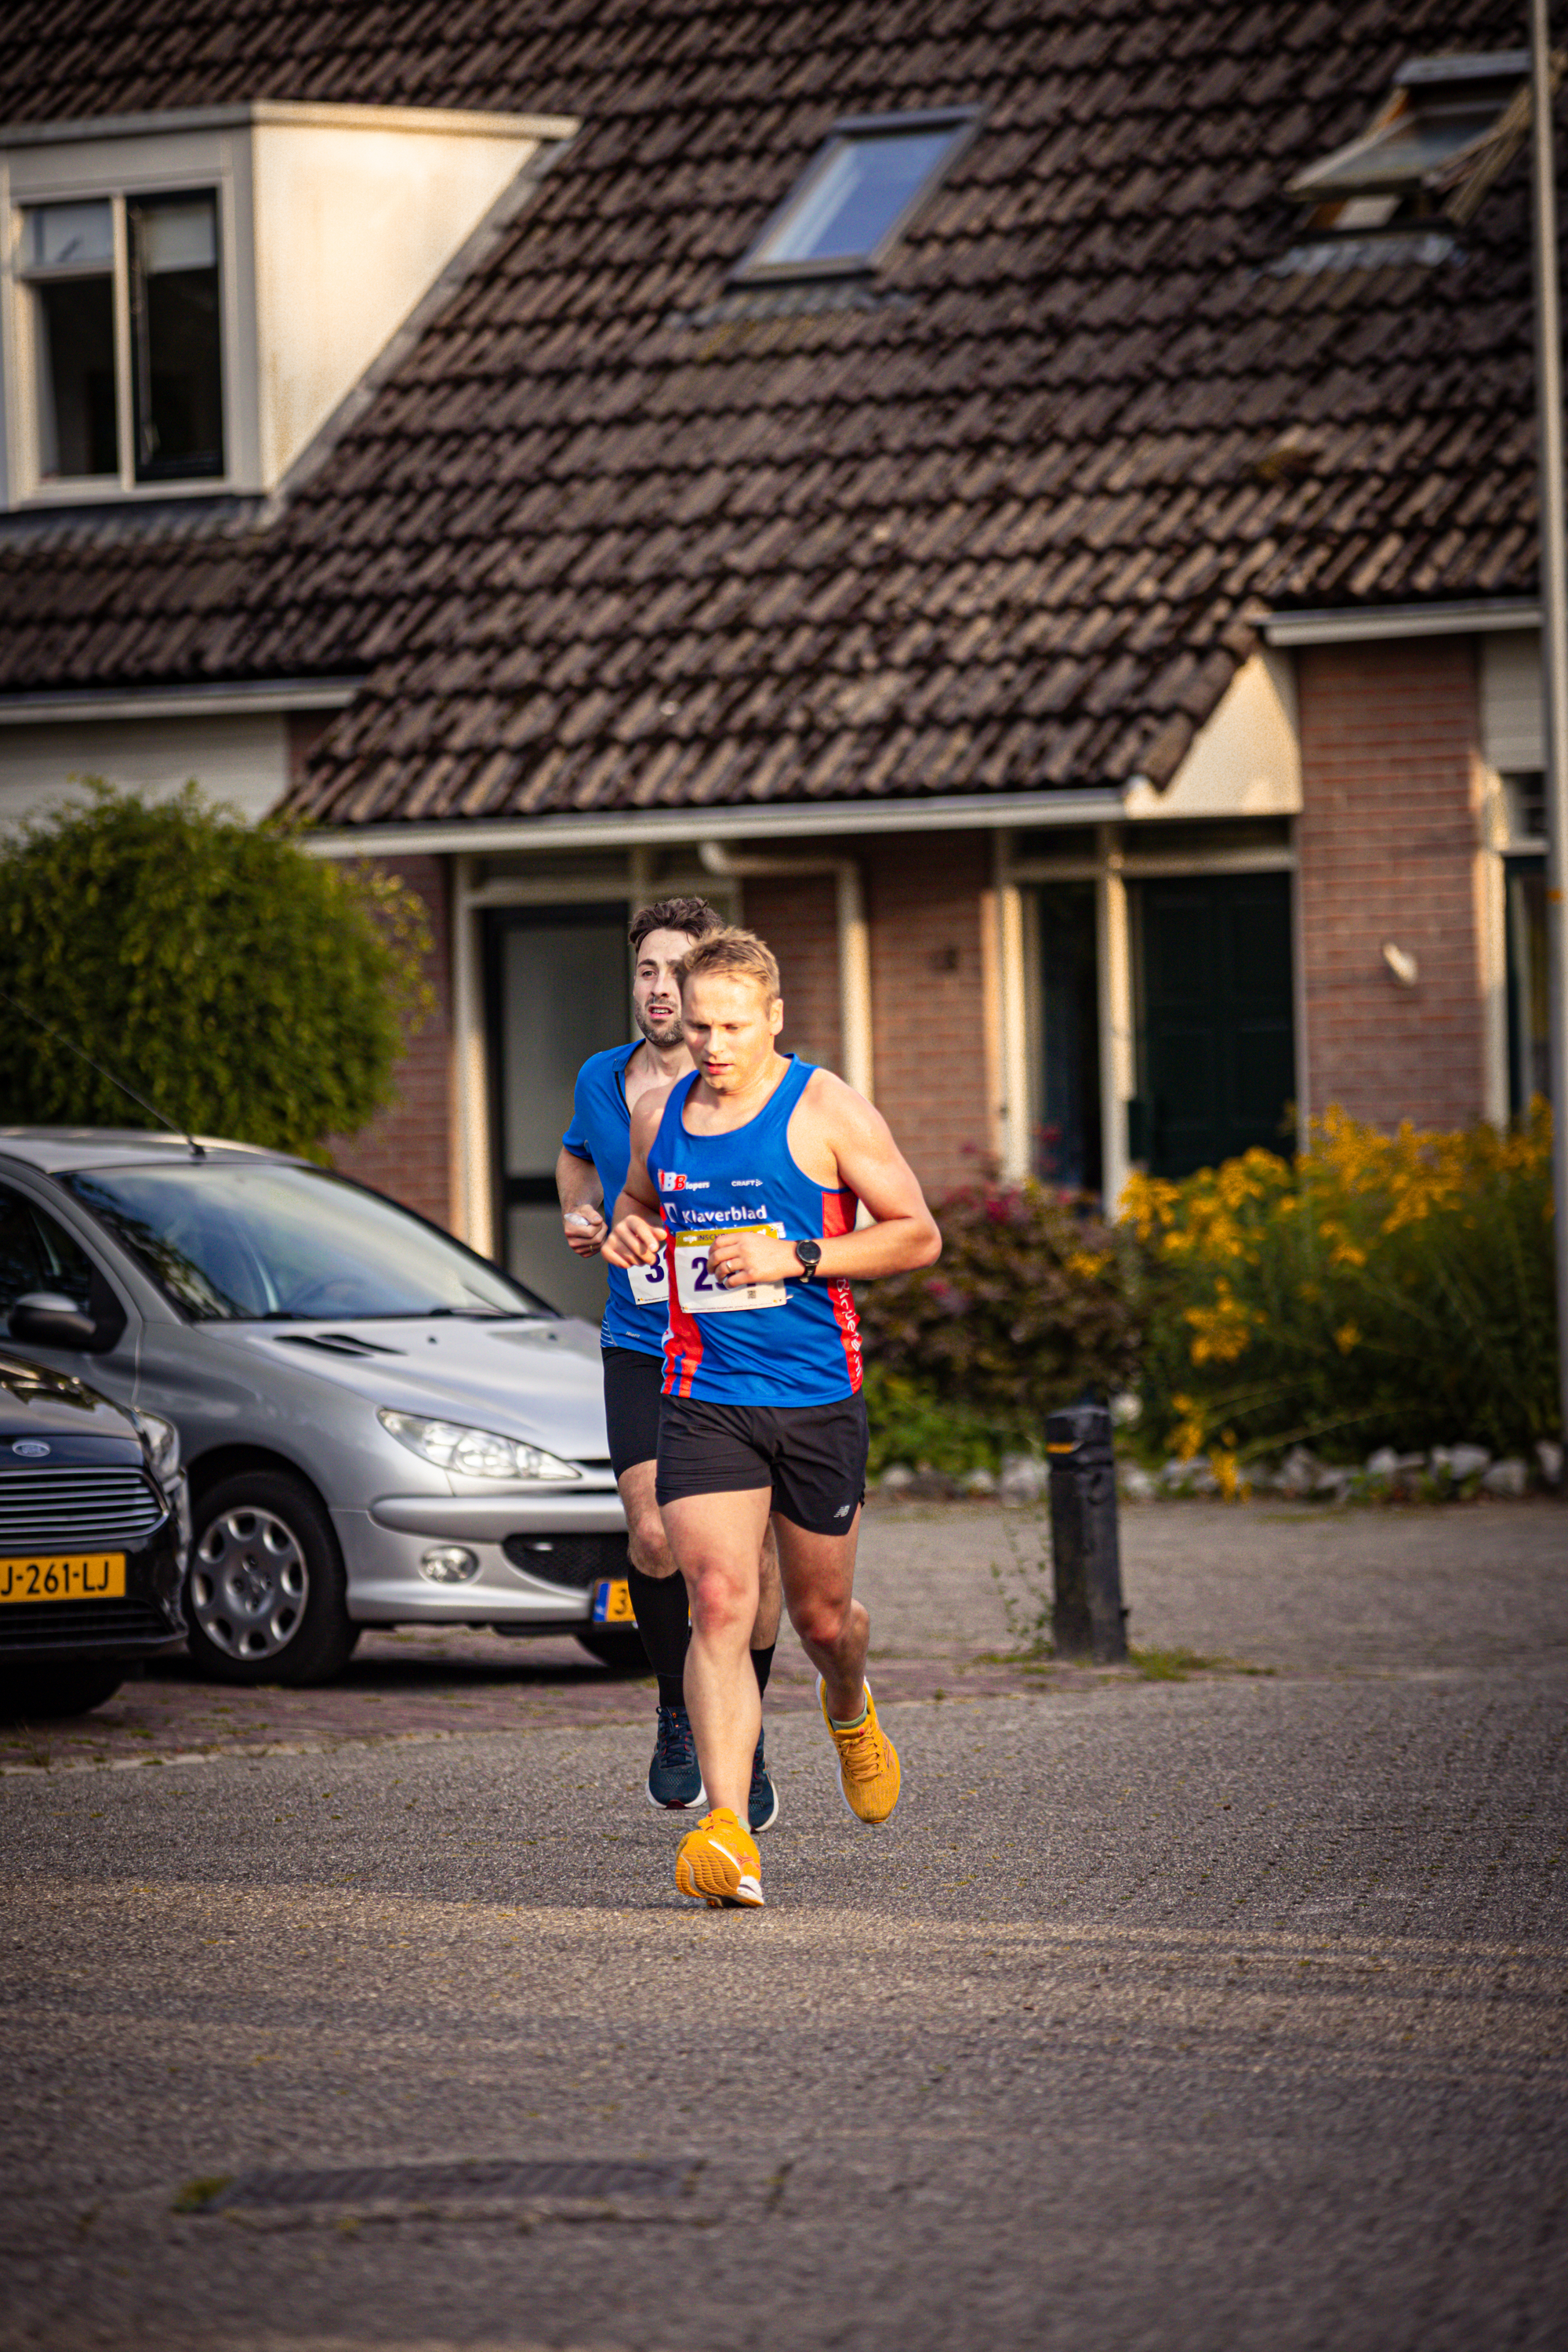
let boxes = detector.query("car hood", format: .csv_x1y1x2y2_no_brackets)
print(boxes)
209,1315,612,1461
0,1349,139,1441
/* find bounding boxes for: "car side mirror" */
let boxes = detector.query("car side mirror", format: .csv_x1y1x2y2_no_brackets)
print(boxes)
9,1292,99,1349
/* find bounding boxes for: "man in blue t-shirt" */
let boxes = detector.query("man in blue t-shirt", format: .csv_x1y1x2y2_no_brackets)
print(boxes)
556,897,782,1829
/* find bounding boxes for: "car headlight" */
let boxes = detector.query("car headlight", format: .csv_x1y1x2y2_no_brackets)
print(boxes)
377,1408,580,1481
132,1410,180,1483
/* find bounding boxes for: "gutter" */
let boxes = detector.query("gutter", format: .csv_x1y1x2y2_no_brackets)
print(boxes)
1265,598,1538,645
0,677,364,725
299,784,1128,861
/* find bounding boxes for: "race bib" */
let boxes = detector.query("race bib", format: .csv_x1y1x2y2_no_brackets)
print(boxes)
627,1251,669,1308
673,1224,789,1313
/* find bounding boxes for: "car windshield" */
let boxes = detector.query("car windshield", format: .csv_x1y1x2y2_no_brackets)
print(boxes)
61,1163,554,1323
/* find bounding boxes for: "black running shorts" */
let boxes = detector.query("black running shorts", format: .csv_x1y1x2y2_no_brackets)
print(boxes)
655,1393,869,1537
601,1345,665,1480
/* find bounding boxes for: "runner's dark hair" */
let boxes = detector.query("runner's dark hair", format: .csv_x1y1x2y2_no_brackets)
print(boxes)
629,896,725,955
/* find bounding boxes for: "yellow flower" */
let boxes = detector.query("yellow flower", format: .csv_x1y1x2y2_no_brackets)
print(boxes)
1334,1322,1359,1354
1167,1396,1207,1460
1210,1448,1247,1503
1183,1283,1254,1366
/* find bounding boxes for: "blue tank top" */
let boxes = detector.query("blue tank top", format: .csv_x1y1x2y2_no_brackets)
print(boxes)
561,1042,666,1356
650,1055,862,1406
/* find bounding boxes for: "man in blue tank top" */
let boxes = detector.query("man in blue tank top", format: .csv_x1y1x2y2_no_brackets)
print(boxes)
605,927,942,1909
556,898,782,1830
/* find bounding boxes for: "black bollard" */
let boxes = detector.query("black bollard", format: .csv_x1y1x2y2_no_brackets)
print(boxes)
1046,1402,1128,1663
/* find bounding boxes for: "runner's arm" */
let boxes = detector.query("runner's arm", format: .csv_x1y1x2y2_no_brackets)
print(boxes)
601,1092,669,1269
555,1144,606,1257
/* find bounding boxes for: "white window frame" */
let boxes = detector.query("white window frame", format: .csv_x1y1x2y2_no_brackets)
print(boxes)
2,152,240,509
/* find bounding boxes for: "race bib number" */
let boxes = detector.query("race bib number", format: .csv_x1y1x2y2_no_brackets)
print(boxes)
673,1224,789,1313
627,1251,669,1308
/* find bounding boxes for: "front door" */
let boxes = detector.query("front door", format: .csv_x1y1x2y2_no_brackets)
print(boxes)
486,905,631,1320
1134,873,1295,1178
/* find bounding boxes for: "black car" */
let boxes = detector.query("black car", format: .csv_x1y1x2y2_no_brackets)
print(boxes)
0,1351,185,1719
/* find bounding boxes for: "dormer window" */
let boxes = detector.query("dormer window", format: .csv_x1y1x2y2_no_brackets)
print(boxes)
1287,51,1530,230
20,190,224,488
733,108,978,281
1,100,575,511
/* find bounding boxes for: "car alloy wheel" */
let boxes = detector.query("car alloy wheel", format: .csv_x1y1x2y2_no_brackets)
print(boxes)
184,1470,358,1686
191,1505,310,1663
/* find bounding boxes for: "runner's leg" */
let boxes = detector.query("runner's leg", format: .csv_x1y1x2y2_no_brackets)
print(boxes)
751,1517,782,1661
619,1457,690,1694
626,1460,779,1705
772,1509,869,1722
662,1487,771,1819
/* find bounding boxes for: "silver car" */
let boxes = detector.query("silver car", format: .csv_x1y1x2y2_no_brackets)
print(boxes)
0,1131,637,1683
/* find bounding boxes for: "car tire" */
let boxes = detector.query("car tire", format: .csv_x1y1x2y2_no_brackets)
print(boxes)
186,1472,359,1687
575,1626,651,1673
0,1660,124,1719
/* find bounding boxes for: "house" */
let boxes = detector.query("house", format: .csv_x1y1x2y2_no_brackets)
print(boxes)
0,1,1551,1321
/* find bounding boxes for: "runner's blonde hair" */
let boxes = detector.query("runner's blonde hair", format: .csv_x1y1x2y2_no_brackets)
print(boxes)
675,927,781,1004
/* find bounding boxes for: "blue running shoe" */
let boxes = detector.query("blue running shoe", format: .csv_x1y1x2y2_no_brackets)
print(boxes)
748,1729,779,1834
646,1704,706,1812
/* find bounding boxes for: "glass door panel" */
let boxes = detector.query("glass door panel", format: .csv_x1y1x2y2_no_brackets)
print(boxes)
488,907,630,1321
1036,883,1102,1195
1133,873,1295,1178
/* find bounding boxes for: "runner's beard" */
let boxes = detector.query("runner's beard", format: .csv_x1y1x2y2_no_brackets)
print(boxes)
635,1002,684,1048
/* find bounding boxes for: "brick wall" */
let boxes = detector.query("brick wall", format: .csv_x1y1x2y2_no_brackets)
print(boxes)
866,831,991,1198
325,854,455,1230
695,840,992,1200
742,873,842,1071
1297,639,1486,1131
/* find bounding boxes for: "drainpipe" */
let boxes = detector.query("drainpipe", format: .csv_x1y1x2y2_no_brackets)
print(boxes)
697,840,873,1102
1530,0,1568,1447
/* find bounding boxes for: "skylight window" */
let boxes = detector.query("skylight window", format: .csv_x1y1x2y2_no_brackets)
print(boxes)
735,108,979,281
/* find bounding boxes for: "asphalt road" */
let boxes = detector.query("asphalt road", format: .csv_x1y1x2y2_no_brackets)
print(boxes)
2,1497,1566,2352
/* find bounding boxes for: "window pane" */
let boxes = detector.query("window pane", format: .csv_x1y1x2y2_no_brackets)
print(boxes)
140,201,216,275
754,129,960,267
0,1186,96,1318
27,200,113,270
1507,864,1551,1113
35,278,119,477
130,194,223,480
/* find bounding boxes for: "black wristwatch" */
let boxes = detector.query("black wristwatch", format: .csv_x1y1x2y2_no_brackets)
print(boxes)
793,1238,822,1283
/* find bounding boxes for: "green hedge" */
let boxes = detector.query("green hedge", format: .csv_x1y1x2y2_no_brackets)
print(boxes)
0,783,433,1156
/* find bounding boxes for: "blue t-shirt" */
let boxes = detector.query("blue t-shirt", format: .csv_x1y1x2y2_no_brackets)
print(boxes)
561,1042,670,1357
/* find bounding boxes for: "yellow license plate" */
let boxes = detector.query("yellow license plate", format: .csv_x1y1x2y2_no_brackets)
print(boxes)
0,1554,126,1603
591,1576,635,1625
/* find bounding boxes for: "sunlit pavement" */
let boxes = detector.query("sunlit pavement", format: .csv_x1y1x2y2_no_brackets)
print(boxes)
2,1497,1564,2350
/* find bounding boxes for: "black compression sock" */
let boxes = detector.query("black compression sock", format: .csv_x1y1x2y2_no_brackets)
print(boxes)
656,1674,686,1713
626,1563,691,1683
750,1642,776,1700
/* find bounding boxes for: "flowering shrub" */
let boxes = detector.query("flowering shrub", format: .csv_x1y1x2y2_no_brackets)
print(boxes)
1127,1105,1558,1463
857,1180,1141,1453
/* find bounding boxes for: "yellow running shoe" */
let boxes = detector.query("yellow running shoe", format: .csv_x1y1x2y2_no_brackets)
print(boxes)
675,1807,764,1908
818,1676,902,1825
